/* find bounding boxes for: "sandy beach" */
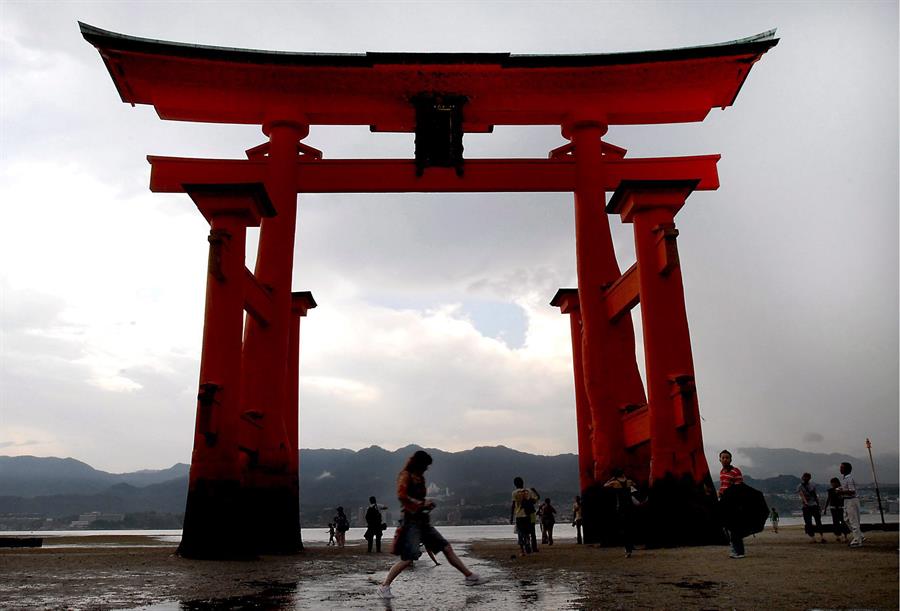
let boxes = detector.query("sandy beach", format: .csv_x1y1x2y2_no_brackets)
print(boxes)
0,526,896,609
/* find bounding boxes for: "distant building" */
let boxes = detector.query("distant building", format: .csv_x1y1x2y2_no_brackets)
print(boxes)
72,511,125,527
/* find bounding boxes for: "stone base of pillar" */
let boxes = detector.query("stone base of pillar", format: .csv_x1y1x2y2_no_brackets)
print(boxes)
178,479,256,559
579,482,607,545
245,483,303,554
580,474,726,547
644,474,727,547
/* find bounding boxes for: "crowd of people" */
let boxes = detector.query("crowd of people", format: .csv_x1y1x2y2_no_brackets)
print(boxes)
718,450,865,558
322,448,869,600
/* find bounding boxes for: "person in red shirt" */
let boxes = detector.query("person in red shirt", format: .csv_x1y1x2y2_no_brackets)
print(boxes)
718,449,746,558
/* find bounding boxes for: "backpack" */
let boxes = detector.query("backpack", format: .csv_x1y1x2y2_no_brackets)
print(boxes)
336,514,350,532
522,496,536,516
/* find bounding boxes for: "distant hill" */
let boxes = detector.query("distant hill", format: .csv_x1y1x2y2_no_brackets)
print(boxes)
0,456,189,497
0,446,895,528
299,444,579,513
733,447,898,483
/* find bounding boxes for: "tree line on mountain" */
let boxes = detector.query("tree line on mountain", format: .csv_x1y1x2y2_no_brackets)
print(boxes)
1,445,896,529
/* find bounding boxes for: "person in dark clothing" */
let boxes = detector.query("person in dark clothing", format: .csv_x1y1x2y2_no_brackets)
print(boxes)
823,477,850,543
334,506,350,548
538,497,557,545
604,468,639,557
797,472,826,543
364,496,386,553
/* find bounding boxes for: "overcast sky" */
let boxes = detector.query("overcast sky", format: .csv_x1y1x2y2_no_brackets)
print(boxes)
1,1,897,473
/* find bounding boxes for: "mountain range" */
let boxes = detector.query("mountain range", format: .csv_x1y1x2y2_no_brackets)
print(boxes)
1,445,896,527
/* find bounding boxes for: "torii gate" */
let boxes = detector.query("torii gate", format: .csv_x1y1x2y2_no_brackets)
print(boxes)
82,23,777,556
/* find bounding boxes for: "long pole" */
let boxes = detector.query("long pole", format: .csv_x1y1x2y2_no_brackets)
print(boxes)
865,438,886,526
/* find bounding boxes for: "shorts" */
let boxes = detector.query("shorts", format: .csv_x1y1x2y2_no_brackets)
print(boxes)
392,519,449,561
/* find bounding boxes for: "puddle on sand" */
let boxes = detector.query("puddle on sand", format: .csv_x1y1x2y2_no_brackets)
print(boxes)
133,544,582,610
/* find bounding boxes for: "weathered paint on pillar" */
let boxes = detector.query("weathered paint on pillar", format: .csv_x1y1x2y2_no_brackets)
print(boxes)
608,179,721,546
178,184,272,559
568,122,647,481
568,121,650,544
239,119,308,554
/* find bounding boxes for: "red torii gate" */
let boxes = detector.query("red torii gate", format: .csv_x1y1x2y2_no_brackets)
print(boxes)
82,23,776,556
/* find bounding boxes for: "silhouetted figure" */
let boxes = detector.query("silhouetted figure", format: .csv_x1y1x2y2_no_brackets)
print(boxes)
364,496,386,553
538,498,557,545
528,487,540,552
769,507,779,533
334,506,349,548
604,468,640,557
326,522,336,546
572,496,583,544
510,477,537,555
798,472,826,543
823,477,849,542
377,450,485,600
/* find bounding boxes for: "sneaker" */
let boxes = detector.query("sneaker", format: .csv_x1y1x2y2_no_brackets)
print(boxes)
729,553,746,559
464,573,488,586
848,541,862,548
376,584,393,599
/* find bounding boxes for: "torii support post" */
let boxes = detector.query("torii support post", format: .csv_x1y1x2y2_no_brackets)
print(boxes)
178,184,274,559
551,287,651,545
549,289,596,490
607,180,722,546
239,120,309,555
567,122,648,544
286,291,317,551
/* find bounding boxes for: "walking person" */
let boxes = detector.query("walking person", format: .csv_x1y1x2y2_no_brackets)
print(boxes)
326,522,336,546
377,450,485,600
718,449,746,559
539,498,557,545
334,506,350,548
838,462,864,547
572,495,583,544
823,477,849,543
528,487,540,553
604,468,640,557
364,496,386,553
798,473,827,543
510,477,537,555
769,507,779,533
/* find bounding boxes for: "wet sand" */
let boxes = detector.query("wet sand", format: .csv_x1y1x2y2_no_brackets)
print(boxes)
0,527,896,609
471,526,899,610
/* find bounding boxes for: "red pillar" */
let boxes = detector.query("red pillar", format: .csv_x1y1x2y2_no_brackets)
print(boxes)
567,120,648,544
239,119,308,553
607,179,720,545
178,184,271,559
550,289,595,492
287,291,317,547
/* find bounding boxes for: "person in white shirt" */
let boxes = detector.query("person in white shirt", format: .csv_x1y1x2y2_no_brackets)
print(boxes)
839,462,863,547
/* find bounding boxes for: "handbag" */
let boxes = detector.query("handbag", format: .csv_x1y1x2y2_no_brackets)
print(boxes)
390,523,406,555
